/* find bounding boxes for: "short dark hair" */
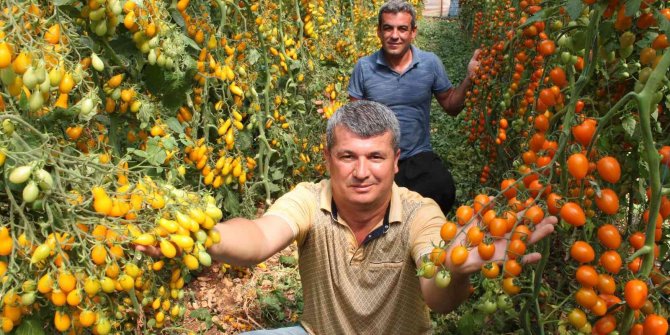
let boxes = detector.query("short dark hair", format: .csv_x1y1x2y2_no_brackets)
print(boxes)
326,100,400,151
378,0,417,28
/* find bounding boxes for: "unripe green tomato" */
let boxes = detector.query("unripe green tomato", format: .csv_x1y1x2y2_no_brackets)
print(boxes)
497,294,512,310
157,54,166,67
38,76,50,93
148,49,157,65
193,231,207,244
28,91,44,112
89,7,106,21
34,65,46,82
2,119,15,135
21,292,36,306
551,20,563,31
48,68,62,87
93,19,108,36
80,98,95,116
111,88,121,100
23,181,40,203
96,318,112,335
561,51,572,64
619,45,634,58
91,53,105,72
30,244,51,263
34,169,53,190
619,31,635,48
9,165,32,184
198,250,212,267
478,300,497,314
23,67,39,89
72,64,84,83
434,270,451,288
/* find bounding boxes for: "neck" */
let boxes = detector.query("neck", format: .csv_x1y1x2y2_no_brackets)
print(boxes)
333,196,390,233
384,47,413,73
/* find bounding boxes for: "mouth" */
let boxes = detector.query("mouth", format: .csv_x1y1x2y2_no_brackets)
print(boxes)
350,184,373,192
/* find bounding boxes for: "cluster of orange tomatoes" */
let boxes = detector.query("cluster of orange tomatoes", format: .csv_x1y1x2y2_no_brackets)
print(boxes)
455,0,669,333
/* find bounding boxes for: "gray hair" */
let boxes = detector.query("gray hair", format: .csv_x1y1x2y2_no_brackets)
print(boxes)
378,0,417,28
326,100,400,151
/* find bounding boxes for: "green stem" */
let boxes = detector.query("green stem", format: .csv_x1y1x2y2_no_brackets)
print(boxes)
619,49,670,334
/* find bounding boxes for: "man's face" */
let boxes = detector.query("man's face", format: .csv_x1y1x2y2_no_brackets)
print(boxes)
377,12,416,58
325,126,399,209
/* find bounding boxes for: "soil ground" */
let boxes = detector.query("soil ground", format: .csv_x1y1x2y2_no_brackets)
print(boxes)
181,244,300,334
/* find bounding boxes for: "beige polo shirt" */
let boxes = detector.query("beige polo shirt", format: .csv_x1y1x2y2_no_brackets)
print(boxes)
265,180,445,334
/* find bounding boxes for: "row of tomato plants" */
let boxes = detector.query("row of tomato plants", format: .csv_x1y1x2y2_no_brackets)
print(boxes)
425,0,669,334
0,0,417,333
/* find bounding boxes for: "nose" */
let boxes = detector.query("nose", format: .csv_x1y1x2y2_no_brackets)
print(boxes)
352,157,369,179
390,28,400,39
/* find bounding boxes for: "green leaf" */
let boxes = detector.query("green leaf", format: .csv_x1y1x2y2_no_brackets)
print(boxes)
622,115,637,137
271,169,284,181
657,9,670,36
279,255,297,267
145,137,167,166
222,187,240,215
248,49,261,65
128,148,147,158
166,117,184,134
53,0,75,5
626,0,642,16
181,34,201,51
15,317,45,335
236,131,253,151
161,136,178,151
566,0,583,20
456,313,476,335
267,182,281,194
189,308,213,328
19,91,29,113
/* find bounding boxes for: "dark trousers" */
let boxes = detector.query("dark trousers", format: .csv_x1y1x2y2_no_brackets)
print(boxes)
395,151,456,215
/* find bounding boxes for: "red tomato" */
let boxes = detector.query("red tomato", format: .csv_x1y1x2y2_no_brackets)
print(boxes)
643,314,669,335
599,250,622,274
597,224,621,249
567,153,589,180
576,265,599,287
624,279,648,310
596,156,621,183
570,241,595,263
595,188,619,215
560,202,586,227
571,119,597,147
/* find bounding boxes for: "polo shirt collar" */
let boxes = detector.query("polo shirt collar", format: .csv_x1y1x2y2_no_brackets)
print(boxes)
375,45,421,71
320,180,402,225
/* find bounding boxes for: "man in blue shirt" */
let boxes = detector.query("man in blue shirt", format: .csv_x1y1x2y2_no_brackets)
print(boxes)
348,0,480,214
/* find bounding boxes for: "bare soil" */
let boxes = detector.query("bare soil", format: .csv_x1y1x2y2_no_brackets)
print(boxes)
181,244,301,334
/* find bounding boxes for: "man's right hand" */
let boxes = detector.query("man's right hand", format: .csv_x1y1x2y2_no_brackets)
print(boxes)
467,49,482,80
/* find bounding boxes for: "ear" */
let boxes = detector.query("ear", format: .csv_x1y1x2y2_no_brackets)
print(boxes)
323,147,332,173
393,149,400,174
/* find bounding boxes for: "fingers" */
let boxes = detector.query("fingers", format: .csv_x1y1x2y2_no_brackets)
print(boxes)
473,48,482,59
520,252,542,264
527,216,557,245
134,244,162,258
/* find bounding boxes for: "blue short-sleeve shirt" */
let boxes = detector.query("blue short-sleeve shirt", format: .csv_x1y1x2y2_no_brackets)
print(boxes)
348,45,452,160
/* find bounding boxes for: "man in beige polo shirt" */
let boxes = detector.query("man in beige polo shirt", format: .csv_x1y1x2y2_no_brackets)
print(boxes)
139,100,556,334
